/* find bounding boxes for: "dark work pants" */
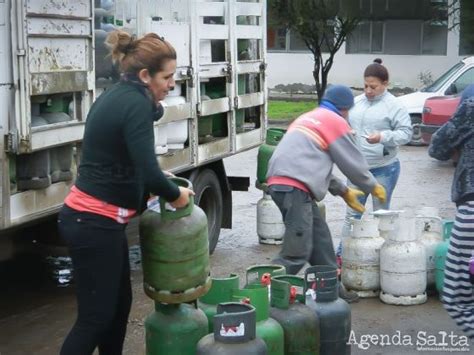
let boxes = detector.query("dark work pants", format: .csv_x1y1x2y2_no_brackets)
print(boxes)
58,205,132,355
269,185,337,275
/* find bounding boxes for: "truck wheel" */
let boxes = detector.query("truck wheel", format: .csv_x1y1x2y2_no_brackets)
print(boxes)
407,114,427,146
191,169,223,254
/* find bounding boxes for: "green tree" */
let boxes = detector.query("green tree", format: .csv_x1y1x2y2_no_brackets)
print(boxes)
268,0,360,102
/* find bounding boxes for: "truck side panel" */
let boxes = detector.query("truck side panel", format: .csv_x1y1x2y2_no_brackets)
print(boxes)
1,0,13,229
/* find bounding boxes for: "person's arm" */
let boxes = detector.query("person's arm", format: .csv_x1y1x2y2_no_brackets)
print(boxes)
328,175,375,214
328,175,347,196
379,105,412,147
429,100,474,161
328,134,378,195
123,101,180,202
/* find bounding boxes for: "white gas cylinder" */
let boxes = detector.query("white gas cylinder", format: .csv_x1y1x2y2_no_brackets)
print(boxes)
256,192,284,245
380,216,427,305
342,217,385,298
162,85,188,149
416,207,443,289
372,209,403,239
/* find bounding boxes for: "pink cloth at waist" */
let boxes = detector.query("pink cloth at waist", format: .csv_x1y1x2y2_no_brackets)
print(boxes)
267,176,311,194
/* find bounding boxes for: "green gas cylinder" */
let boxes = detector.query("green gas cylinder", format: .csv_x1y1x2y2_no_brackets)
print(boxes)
245,264,286,287
198,274,240,332
235,74,247,134
233,286,284,355
197,303,268,355
304,266,351,355
206,81,228,137
145,302,209,355
256,128,286,184
139,177,211,303
270,275,320,354
435,220,454,297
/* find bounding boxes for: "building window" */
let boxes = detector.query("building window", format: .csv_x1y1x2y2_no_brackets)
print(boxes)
384,20,421,55
422,20,448,55
267,26,316,52
267,26,287,51
346,0,448,55
459,0,474,55
289,30,308,51
346,21,383,54
346,19,447,55
267,2,334,53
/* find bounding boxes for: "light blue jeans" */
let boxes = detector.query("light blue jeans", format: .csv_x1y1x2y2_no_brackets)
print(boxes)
337,159,401,256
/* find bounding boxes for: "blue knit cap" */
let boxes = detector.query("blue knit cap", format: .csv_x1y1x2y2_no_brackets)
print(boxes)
321,85,354,110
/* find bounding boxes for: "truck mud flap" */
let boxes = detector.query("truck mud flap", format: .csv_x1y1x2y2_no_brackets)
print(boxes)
227,176,250,192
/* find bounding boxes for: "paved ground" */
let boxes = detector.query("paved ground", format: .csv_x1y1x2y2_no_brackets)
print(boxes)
0,143,471,355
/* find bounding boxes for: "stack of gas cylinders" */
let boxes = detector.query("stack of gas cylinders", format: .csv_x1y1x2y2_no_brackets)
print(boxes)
139,177,211,354
140,179,352,354
15,99,74,192
199,264,351,355
340,208,454,306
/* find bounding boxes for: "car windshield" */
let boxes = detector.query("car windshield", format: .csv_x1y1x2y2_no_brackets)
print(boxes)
421,62,465,93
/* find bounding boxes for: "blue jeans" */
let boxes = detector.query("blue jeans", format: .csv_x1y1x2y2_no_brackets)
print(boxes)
337,159,401,256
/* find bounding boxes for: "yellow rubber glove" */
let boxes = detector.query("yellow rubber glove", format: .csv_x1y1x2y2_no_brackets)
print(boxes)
372,184,387,204
342,187,366,213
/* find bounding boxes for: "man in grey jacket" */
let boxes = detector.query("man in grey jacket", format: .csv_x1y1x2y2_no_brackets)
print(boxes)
267,85,386,302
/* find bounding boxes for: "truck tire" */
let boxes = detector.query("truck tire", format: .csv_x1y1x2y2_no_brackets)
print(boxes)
191,169,223,254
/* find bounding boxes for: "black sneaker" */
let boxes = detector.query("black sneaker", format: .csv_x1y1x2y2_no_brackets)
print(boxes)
339,283,359,303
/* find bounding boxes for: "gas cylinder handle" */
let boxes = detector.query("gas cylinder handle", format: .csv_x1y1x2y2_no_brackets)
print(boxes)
270,277,291,309
272,275,305,302
245,264,285,286
159,177,194,220
270,276,305,307
416,215,443,233
442,220,455,240
273,275,304,287
214,302,256,343
303,265,337,292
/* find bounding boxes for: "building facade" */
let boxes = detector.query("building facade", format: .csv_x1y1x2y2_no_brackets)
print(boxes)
266,0,472,90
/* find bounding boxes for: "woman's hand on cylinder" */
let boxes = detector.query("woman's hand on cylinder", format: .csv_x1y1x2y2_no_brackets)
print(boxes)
170,186,195,208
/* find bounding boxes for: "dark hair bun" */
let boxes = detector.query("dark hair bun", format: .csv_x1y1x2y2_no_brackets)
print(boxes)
373,58,383,64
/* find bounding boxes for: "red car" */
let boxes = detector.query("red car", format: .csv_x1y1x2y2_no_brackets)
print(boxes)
420,95,461,144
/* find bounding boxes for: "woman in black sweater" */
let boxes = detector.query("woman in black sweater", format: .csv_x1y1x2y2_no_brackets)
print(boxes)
58,30,193,354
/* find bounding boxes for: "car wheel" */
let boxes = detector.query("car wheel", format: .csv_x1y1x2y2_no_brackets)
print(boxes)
407,114,427,146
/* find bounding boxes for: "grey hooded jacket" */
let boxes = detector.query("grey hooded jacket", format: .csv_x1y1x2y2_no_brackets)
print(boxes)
349,91,412,169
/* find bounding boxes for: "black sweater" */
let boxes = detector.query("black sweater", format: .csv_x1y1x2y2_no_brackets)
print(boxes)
75,80,180,210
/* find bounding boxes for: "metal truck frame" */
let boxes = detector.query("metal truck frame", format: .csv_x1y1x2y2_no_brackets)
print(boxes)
0,0,267,258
